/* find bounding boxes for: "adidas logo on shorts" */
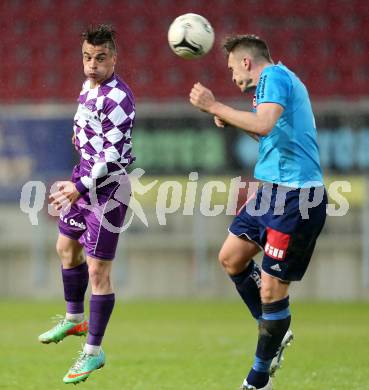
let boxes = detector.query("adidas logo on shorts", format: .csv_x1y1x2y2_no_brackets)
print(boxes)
270,263,282,272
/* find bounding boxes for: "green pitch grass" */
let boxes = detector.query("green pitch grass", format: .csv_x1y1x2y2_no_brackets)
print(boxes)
1,300,368,390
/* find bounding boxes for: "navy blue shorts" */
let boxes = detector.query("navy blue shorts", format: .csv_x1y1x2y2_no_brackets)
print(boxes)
229,183,327,282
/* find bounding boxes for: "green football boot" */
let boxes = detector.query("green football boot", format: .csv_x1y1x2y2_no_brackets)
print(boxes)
63,349,105,384
38,316,88,344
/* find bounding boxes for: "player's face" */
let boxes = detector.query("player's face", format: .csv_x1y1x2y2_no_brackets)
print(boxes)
228,51,254,93
82,41,116,87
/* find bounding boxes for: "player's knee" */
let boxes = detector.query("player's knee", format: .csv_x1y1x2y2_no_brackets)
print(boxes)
88,264,101,283
56,241,80,266
218,249,244,275
218,249,227,268
56,241,71,261
218,248,234,272
88,264,110,288
260,286,275,303
261,285,288,304
260,276,290,303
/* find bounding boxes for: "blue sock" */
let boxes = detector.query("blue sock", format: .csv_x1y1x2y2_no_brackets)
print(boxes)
247,297,291,388
229,260,262,320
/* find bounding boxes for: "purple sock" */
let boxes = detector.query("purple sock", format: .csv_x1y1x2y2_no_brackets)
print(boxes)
87,293,115,346
62,262,89,314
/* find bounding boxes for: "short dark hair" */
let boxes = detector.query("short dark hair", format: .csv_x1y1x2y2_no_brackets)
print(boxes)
223,34,272,63
82,24,117,53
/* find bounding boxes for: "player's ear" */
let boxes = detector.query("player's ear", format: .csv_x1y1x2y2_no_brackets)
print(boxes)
112,52,117,65
242,57,250,70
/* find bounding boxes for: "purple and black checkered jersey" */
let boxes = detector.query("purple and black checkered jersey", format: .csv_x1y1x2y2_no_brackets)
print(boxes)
72,73,135,194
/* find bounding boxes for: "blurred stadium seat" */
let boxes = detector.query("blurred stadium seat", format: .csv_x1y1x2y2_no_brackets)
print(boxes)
0,0,367,101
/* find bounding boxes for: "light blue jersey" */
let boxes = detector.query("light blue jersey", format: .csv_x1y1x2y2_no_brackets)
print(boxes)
253,63,323,188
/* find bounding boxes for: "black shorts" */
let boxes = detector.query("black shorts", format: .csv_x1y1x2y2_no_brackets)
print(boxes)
229,183,327,281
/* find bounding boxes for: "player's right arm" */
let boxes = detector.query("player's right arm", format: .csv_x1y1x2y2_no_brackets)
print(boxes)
190,82,284,137
211,101,283,136
214,115,226,128
214,115,259,142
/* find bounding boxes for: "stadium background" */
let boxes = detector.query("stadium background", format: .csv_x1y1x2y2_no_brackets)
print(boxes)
1,1,369,390
0,0,369,301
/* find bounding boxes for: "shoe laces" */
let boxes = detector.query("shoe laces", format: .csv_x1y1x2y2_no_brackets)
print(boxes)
71,350,90,372
50,314,68,329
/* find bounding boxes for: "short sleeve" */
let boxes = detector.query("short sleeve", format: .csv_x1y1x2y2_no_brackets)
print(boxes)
256,67,292,108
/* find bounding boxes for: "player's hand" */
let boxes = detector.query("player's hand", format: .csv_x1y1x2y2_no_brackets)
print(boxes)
214,115,227,128
189,82,216,113
49,181,81,211
72,133,79,151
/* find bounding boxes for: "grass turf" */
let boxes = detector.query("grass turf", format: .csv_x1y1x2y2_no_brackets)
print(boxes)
1,300,368,390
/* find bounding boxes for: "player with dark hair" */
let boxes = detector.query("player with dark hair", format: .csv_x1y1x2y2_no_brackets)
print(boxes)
38,24,135,384
190,34,327,390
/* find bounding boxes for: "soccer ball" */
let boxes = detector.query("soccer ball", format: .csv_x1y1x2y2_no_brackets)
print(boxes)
168,13,214,59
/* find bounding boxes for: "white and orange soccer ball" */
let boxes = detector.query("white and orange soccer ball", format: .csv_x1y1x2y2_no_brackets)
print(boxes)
168,13,215,59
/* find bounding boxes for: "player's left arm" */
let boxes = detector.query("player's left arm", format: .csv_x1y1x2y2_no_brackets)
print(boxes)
190,82,283,136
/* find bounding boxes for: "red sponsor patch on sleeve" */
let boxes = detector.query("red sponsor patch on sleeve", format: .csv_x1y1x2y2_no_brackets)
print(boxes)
264,227,291,261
